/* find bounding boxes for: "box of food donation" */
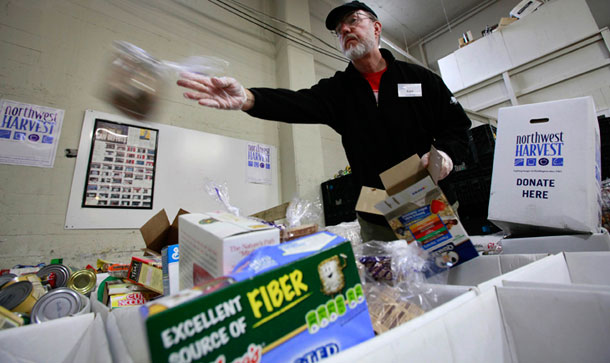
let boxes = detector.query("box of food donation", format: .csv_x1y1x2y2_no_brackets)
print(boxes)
141,232,375,363
140,208,189,253
488,96,601,236
162,244,180,296
179,211,280,289
363,148,478,274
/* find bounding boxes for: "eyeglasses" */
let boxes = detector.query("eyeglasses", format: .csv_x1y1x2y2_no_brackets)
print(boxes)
331,12,374,37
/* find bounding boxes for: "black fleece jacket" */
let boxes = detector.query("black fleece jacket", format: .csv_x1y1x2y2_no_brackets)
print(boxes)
246,49,471,222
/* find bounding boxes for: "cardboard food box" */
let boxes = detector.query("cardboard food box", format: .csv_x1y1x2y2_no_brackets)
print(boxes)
488,96,601,236
140,208,189,253
162,244,180,296
356,148,478,274
126,256,164,294
141,231,374,363
179,211,280,290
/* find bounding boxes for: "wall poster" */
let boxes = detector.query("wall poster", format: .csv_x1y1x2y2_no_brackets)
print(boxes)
0,99,64,168
82,118,158,209
246,142,272,185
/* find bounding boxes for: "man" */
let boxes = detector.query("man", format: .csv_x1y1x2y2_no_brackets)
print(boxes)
177,1,471,242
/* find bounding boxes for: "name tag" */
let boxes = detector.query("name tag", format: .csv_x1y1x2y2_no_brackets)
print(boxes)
398,83,422,97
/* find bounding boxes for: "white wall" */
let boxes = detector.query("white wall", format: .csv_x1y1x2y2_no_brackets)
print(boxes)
412,0,610,74
0,1,294,267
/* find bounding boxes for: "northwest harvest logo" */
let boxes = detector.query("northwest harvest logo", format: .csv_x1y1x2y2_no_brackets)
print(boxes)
514,131,564,167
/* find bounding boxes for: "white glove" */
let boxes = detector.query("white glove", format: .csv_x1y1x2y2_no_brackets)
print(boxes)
177,72,247,110
421,150,454,180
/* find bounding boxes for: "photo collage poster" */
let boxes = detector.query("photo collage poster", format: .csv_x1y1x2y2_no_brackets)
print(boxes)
82,118,158,209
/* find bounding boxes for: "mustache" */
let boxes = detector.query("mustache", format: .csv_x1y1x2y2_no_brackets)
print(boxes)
343,34,359,46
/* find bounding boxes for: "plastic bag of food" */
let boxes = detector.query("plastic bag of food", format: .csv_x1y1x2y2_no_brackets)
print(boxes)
281,196,322,242
103,41,228,120
353,240,450,334
325,220,362,247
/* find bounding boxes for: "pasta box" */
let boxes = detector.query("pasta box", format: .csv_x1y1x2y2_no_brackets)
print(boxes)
178,211,280,290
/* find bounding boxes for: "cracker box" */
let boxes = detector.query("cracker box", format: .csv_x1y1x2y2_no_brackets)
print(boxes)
126,256,163,294
141,231,375,363
488,96,601,236
357,148,478,274
179,211,280,290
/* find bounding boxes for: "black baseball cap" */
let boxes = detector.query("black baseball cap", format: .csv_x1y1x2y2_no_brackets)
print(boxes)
325,1,378,31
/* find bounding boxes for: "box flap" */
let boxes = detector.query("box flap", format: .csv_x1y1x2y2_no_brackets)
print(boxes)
168,209,189,245
379,147,443,195
379,155,428,196
140,209,170,253
426,146,444,185
355,186,388,215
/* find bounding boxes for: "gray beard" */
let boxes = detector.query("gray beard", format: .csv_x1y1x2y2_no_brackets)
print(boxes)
342,30,377,61
344,42,368,60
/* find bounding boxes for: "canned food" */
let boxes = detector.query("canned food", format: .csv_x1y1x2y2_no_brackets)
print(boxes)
0,273,17,289
36,264,71,288
77,293,91,315
6,274,46,300
31,287,83,324
0,281,38,314
67,269,97,297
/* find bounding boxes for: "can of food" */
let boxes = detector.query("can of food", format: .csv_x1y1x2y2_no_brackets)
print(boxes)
0,281,38,314
0,305,25,329
36,264,71,288
30,287,83,324
0,273,17,289
67,269,97,297
77,293,91,315
5,274,47,300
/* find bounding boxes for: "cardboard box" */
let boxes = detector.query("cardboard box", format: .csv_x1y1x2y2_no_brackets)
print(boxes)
126,256,163,294
161,244,180,296
141,232,375,363
178,211,280,289
325,251,610,363
495,17,518,31
357,148,478,274
140,208,189,253
488,96,601,236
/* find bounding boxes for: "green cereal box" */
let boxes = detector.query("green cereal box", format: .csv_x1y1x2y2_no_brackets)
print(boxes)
140,234,374,363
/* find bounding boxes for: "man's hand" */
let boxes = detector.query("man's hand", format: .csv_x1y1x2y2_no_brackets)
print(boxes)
421,150,454,180
177,72,251,110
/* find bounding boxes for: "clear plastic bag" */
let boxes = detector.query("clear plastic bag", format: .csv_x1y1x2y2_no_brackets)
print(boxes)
353,240,450,334
324,220,362,247
281,196,323,242
203,178,240,216
104,41,229,120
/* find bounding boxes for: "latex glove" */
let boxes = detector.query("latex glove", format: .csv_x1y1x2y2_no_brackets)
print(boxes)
177,72,247,110
421,150,454,180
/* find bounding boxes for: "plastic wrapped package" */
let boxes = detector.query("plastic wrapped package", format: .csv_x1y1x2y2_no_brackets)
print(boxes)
281,196,322,242
325,220,362,247
602,179,610,231
353,240,450,334
203,178,240,216
103,41,228,120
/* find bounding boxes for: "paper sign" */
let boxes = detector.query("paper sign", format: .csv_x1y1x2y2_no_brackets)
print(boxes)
0,99,64,167
246,142,272,184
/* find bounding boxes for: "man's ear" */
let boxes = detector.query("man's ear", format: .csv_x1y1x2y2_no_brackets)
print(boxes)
374,21,382,37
